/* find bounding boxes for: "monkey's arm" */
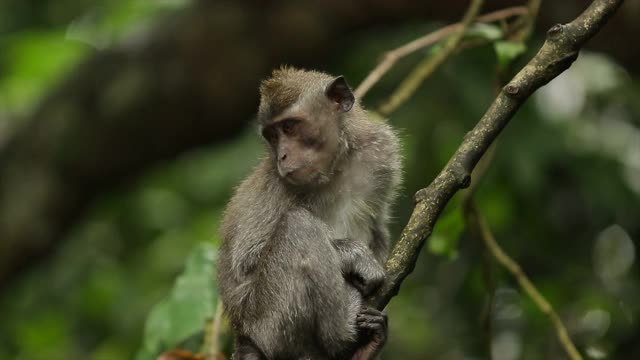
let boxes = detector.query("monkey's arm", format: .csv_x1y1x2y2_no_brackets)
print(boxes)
369,217,391,265
331,238,389,360
332,238,385,297
365,121,402,265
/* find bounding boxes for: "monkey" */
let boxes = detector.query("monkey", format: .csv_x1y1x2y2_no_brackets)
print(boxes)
217,67,402,360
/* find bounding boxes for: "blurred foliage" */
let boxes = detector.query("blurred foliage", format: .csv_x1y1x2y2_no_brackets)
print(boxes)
0,0,190,118
137,243,218,360
494,40,527,70
1,1,640,360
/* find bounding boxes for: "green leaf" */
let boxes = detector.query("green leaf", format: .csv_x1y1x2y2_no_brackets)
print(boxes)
465,23,503,41
136,243,218,360
427,23,502,56
428,206,464,259
428,42,445,56
494,40,527,69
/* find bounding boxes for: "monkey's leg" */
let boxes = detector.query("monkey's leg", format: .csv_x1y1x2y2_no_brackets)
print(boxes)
234,336,266,360
352,307,388,360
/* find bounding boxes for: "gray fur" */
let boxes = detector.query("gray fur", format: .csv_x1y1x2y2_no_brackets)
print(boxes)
218,67,401,360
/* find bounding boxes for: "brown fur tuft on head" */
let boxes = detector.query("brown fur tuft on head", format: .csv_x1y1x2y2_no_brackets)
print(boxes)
258,66,334,122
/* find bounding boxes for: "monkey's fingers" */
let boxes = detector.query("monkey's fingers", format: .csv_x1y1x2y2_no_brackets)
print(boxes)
356,311,387,330
358,307,387,323
356,321,384,331
355,312,388,356
358,307,384,315
354,308,387,360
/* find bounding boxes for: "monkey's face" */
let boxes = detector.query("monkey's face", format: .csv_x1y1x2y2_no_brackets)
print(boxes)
261,112,343,187
259,74,355,188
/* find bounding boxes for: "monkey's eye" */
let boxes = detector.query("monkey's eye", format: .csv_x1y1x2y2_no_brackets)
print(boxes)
280,118,300,136
262,127,278,144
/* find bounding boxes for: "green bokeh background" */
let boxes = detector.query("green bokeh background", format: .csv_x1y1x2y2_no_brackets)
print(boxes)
1,1,639,359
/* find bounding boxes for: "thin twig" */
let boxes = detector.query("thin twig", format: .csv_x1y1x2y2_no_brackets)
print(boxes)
479,242,495,358
371,0,624,311
354,6,528,99
204,301,225,360
515,0,543,41
462,2,542,357
468,205,583,360
377,0,485,116
462,142,497,359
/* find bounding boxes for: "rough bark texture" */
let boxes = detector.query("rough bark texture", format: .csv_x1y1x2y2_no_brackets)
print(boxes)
371,0,624,310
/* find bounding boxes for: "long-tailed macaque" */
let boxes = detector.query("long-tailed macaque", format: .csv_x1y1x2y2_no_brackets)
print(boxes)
218,67,402,360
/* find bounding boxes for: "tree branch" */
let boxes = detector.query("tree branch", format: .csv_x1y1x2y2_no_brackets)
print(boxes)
371,0,624,310
467,203,583,360
353,5,529,99
462,143,497,359
204,301,225,360
377,0,485,116
461,1,540,356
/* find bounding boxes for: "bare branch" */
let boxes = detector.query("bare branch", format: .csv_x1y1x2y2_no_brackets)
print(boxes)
354,6,529,99
462,143,497,359
377,0,485,116
467,204,583,360
370,0,625,310
204,301,225,360
517,0,543,41
462,2,545,358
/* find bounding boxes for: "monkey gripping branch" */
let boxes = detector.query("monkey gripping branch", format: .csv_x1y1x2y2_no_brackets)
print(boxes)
371,0,625,310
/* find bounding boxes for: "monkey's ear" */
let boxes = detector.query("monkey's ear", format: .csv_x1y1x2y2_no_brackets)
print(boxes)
326,76,355,112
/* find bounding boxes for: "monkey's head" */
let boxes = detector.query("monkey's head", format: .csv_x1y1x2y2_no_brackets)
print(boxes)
257,67,356,187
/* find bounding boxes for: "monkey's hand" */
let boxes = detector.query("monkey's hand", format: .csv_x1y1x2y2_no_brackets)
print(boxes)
332,239,385,297
352,307,388,360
